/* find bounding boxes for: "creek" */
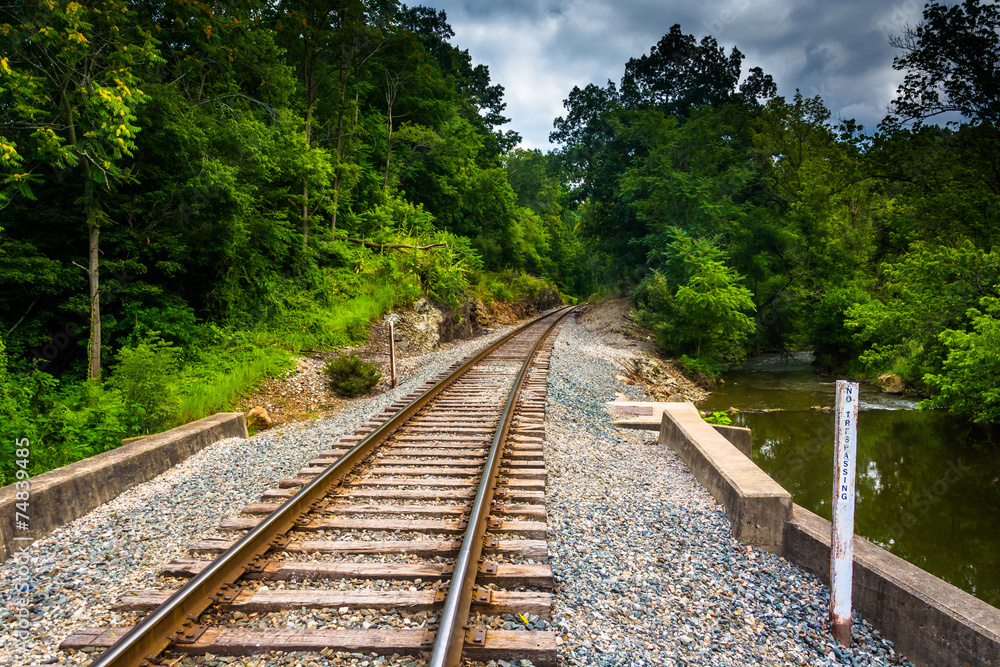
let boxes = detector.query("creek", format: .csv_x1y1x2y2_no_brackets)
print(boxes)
698,353,1000,608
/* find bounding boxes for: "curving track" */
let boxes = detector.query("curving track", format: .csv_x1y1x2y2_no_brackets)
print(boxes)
61,306,575,667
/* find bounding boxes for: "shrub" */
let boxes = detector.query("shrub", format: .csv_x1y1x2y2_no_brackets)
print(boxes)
633,263,756,372
0,366,131,485
107,333,181,435
922,296,1000,423
702,410,733,426
676,353,724,379
325,354,382,397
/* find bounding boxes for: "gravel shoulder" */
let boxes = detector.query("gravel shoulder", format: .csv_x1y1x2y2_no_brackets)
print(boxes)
575,297,707,403
545,314,913,667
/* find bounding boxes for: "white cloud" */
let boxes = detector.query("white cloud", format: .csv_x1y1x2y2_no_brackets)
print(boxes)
425,0,920,148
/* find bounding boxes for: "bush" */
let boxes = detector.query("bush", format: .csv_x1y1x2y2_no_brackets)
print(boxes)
633,260,756,372
0,368,131,485
107,333,181,435
324,354,382,397
32,383,132,462
702,410,733,426
677,353,723,379
922,296,1000,423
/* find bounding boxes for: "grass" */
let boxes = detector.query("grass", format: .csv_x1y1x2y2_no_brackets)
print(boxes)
1,267,566,485
173,344,295,426
267,278,410,351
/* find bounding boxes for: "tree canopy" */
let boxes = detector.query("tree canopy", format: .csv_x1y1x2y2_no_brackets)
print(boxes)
0,1,589,481
889,0,1000,125
547,11,1000,427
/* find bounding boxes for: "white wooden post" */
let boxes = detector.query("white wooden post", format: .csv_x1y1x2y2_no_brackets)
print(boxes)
831,380,859,645
388,321,397,388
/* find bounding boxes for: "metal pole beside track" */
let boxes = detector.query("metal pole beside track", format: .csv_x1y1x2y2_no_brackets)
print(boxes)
830,380,859,646
388,320,397,388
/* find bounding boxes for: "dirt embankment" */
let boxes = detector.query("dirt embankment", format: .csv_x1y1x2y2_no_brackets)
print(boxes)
577,296,707,403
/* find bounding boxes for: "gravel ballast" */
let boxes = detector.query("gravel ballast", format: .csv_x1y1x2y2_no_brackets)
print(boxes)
0,324,523,667
1,312,916,666
545,316,914,667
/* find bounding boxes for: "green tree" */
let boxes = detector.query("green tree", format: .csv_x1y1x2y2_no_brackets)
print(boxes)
847,241,1000,383
619,107,756,247
550,25,776,287
810,284,872,370
923,296,1000,423
633,232,756,371
886,0,1000,208
0,0,162,380
889,0,1000,125
400,5,520,156
619,24,775,114
504,148,589,294
273,0,396,240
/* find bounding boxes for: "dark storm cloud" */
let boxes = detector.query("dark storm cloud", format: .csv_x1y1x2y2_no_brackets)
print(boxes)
421,0,928,148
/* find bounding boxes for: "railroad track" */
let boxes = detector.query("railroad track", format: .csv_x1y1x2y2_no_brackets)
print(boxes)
61,306,575,667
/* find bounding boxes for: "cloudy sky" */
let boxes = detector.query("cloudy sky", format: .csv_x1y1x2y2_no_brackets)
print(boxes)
419,0,929,149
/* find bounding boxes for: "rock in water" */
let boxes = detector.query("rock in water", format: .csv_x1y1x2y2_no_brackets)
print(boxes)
877,373,904,394
246,406,274,430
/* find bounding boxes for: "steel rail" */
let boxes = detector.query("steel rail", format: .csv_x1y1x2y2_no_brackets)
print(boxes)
429,305,575,667
90,306,573,667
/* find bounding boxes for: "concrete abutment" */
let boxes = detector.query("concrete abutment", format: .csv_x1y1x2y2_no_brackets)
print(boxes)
654,402,1000,667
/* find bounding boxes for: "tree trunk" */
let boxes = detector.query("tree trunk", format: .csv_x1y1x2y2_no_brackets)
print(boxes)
60,75,100,380
85,164,101,382
302,55,314,248
382,70,407,191
330,97,345,230
331,178,340,230
332,43,350,231
302,178,309,250
383,116,393,190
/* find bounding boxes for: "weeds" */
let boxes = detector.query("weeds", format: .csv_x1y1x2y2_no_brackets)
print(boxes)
702,410,734,426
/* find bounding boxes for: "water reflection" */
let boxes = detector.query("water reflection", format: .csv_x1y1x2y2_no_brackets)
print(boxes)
700,356,1000,607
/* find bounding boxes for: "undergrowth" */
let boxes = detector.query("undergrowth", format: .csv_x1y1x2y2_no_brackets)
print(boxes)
0,261,564,486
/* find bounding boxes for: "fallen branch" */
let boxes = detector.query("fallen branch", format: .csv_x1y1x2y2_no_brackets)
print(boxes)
345,236,448,251
345,236,473,257
6,297,38,336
